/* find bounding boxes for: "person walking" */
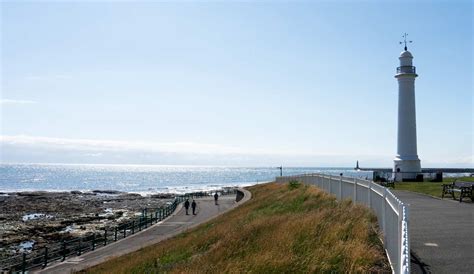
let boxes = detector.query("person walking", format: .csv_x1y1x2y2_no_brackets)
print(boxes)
191,200,197,215
214,192,218,205
184,199,190,215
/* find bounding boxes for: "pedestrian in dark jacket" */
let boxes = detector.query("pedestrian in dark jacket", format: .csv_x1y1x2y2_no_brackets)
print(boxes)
191,200,197,215
214,192,218,205
184,199,190,215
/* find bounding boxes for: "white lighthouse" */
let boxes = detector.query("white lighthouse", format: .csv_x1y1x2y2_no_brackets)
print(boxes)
393,34,421,181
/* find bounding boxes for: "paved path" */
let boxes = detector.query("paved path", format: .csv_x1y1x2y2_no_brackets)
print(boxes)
36,189,251,274
392,190,473,274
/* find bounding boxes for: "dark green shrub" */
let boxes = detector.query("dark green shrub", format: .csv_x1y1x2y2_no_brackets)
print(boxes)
288,180,301,190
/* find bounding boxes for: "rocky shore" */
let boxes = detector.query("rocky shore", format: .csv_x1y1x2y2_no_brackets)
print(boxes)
0,190,173,260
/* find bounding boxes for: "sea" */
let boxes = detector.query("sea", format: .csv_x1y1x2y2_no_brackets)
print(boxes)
0,164,373,195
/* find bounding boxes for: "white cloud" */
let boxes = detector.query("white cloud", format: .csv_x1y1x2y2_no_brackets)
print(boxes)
84,153,103,157
0,99,37,105
0,135,262,155
6,135,469,167
25,74,72,81
0,134,372,155
422,155,474,167
0,135,391,159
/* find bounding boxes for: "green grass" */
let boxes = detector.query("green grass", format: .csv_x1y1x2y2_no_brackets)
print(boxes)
83,182,389,273
394,176,474,198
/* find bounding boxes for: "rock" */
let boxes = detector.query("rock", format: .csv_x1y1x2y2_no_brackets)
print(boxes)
119,193,142,198
92,190,123,195
0,190,172,261
16,192,44,197
150,193,175,199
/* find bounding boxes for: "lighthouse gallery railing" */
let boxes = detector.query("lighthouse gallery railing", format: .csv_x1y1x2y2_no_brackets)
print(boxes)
276,174,410,274
396,65,416,74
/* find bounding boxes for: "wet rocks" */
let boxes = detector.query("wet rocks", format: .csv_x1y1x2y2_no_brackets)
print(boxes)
0,191,172,260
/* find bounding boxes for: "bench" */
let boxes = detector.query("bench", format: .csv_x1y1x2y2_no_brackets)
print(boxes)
380,180,395,188
376,177,395,188
442,180,474,202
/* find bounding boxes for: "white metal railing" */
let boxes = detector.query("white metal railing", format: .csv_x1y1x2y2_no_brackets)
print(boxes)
276,173,409,274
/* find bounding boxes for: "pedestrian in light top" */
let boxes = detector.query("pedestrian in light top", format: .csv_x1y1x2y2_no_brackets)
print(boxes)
191,199,197,215
184,199,190,215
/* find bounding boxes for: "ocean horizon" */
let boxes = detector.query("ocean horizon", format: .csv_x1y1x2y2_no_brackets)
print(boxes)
0,163,373,194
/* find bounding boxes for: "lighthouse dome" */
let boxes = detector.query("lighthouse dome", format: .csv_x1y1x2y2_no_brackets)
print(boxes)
399,50,413,66
400,50,413,58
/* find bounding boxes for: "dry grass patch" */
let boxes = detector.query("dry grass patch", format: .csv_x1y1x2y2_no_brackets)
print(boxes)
84,182,390,273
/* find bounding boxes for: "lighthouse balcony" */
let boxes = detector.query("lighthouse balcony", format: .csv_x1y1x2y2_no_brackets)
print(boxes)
396,66,416,74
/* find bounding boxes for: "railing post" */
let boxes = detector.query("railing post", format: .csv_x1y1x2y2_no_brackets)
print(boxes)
114,227,118,241
401,205,410,274
382,188,387,239
339,175,343,200
353,178,357,202
145,208,148,228
123,224,127,238
398,203,403,273
22,253,26,274
78,238,82,256
368,181,372,208
62,240,67,261
92,234,96,250
132,221,135,234
43,246,48,268
104,229,108,246
328,174,332,194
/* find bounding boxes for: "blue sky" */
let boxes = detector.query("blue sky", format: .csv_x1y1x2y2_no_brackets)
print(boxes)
1,1,472,167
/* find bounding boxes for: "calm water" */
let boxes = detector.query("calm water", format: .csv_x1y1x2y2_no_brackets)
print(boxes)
0,164,372,194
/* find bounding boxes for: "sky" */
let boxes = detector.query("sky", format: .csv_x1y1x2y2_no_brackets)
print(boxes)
0,0,472,167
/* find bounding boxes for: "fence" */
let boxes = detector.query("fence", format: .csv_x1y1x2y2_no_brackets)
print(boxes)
276,174,409,274
1,188,237,273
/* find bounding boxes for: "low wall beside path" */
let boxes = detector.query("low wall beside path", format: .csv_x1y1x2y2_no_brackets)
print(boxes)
276,174,410,274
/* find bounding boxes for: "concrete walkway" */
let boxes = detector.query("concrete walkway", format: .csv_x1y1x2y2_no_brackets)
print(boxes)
36,189,251,273
392,190,473,274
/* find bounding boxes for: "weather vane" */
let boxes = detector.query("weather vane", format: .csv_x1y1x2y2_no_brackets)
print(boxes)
399,33,413,51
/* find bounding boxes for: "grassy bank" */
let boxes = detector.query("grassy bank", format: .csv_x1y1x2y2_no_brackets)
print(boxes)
84,182,389,273
394,176,474,198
